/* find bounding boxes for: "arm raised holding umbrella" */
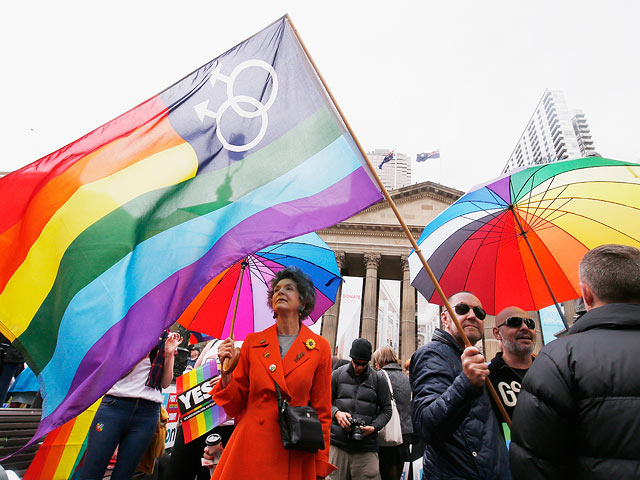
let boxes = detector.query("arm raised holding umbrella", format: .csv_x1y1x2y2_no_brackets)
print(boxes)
209,267,336,480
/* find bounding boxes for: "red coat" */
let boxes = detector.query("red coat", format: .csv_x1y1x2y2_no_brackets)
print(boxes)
211,324,336,479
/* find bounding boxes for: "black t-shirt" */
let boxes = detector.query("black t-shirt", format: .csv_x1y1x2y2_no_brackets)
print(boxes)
488,352,532,437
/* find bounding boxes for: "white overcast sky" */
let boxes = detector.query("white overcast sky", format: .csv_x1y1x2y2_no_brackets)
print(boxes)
2,0,639,192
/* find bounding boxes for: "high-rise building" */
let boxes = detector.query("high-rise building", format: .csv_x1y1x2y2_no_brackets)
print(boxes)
502,90,597,173
369,149,411,190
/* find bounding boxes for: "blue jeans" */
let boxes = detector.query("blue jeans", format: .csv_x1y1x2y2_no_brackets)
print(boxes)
79,395,160,480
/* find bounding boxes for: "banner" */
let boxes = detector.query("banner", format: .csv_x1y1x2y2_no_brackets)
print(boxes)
175,362,227,443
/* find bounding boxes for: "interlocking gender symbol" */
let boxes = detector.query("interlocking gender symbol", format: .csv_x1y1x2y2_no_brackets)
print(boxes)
194,60,279,152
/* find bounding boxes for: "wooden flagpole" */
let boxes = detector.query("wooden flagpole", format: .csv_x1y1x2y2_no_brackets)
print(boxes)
222,259,248,373
286,14,512,427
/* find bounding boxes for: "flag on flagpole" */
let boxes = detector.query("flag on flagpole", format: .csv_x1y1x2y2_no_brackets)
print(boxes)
0,15,382,452
378,150,395,169
416,149,440,162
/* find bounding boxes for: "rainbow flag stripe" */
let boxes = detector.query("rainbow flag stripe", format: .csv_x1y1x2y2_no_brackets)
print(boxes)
0,15,382,451
177,361,217,392
23,399,101,480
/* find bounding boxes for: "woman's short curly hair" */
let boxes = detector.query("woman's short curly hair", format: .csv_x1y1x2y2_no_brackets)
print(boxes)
267,267,316,319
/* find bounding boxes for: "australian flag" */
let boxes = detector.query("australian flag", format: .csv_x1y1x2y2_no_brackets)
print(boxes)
416,149,440,162
378,150,395,169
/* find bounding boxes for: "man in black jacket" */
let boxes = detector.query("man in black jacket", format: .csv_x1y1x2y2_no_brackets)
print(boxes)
510,244,640,479
410,291,510,479
488,306,536,435
329,338,392,480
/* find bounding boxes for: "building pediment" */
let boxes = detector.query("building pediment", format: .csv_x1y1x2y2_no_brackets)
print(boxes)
326,180,463,229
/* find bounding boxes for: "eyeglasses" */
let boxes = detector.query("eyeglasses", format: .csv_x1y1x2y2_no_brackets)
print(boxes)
496,316,536,330
352,360,368,367
453,303,486,320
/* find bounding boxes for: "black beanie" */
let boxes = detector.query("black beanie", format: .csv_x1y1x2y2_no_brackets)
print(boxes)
349,338,372,361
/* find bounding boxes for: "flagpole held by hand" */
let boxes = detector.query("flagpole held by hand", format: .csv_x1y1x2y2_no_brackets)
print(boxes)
287,14,511,428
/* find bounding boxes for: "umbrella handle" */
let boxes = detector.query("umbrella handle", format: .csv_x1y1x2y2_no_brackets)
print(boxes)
222,347,241,374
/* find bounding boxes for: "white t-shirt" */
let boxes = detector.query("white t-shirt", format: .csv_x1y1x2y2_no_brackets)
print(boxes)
107,357,164,403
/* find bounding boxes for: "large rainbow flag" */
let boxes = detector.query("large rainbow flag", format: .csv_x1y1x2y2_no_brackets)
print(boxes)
0,15,382,450
23,399,101,480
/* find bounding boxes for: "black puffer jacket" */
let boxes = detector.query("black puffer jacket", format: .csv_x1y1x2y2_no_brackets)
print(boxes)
331,363,392,452
510,303,640,479
410,329,510,480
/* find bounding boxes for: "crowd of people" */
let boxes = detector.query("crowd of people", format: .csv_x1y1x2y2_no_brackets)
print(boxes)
2,243,638,480
204,244,640,480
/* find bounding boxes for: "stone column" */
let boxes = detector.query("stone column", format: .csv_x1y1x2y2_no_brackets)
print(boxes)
361,253,381,346
321,251,345,354
400,255,417,363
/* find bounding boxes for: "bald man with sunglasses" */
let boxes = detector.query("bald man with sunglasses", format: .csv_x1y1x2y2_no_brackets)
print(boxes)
410,291,510,480
488,307,537,436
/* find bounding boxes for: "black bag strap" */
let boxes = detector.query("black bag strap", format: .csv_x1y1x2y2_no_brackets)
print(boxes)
274,380,285,412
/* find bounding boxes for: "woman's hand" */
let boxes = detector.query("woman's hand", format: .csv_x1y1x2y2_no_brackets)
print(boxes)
164,331,183,357
217,337,236,387
217,337,235,365
160,331,182,389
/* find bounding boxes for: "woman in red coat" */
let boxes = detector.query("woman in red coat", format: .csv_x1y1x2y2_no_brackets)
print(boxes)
210,267,336,479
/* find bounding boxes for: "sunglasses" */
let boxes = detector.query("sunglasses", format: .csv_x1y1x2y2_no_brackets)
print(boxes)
497,316,536,330
453,303,486,320
352,360,369,367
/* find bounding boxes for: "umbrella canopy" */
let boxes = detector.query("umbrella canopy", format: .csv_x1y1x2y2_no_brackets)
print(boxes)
409,157,640,315
178,232,341,340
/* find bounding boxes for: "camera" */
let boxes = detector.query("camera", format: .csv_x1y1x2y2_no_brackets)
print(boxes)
348,417,367,441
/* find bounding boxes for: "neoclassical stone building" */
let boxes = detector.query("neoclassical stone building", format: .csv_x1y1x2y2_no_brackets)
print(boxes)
317,179,549,362
317,180,462,362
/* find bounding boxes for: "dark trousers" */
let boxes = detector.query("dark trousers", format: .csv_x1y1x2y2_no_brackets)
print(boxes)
165,423,234,480
79,395,160,480
379,434,412,480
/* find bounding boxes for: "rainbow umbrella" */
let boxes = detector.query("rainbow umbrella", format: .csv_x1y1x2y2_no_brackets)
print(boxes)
409,157,640,326
177,232,341,340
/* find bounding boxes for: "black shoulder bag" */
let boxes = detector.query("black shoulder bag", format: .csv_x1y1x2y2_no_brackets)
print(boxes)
274,380,325,452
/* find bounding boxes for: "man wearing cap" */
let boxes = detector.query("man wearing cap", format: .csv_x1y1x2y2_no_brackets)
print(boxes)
328,338,392,480
410,291,510,479
488,306,537,435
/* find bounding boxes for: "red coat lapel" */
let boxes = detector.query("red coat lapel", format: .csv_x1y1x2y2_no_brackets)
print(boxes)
254,325,290,398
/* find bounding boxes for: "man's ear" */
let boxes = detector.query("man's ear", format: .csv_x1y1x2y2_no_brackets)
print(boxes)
580,282,595,311
492,326,501,341
440,310,448,330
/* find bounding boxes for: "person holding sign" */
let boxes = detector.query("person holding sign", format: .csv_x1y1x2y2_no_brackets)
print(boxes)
166,338,237,480
209,267,336,479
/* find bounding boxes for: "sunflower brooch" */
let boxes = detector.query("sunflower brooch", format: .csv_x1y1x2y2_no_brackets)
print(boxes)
305,338,316,350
